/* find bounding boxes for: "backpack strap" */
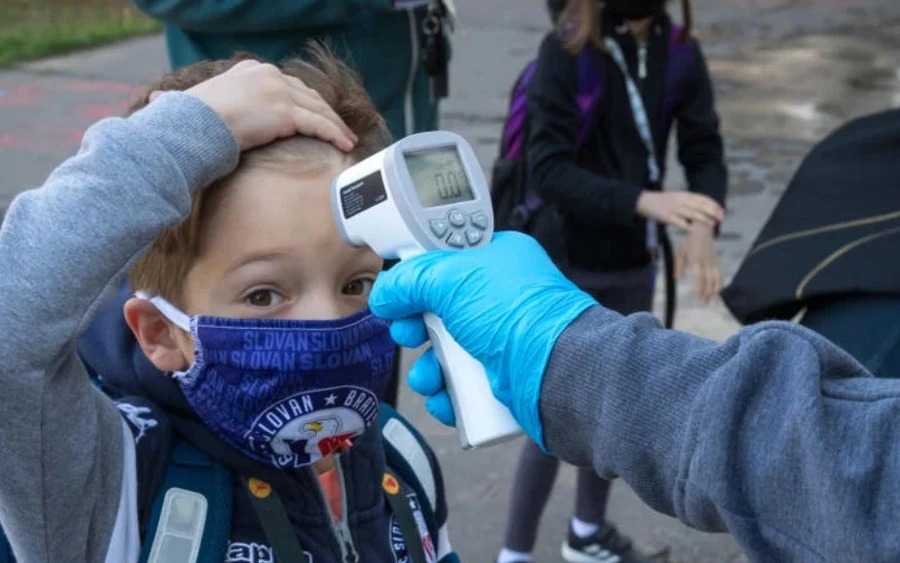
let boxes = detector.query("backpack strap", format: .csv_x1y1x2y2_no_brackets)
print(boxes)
139,439,232,563
241,477,311,563
662,23,697,135
379,403,448,556
574,46,606,146
0,527,12,563
383,469,436,563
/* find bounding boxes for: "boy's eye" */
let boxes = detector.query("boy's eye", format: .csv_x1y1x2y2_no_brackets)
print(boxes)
342,278,375,297
245,289,283,308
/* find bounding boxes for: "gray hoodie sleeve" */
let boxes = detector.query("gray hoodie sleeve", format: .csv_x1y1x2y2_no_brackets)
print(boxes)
540,306,900,561
0,92,238,562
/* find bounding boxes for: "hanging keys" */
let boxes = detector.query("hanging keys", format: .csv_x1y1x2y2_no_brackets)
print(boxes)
422,1,449,100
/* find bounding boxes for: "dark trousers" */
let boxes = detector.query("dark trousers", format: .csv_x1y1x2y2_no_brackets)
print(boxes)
503,266,655,552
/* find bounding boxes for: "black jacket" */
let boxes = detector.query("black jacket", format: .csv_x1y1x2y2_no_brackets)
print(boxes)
526,12,727,271
722,108,900,324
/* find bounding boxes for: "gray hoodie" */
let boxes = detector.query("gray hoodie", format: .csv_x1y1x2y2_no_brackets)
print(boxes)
0,92,238,562
541,305,900,561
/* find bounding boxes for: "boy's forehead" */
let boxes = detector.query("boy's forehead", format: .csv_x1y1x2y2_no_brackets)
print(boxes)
216,163,341,228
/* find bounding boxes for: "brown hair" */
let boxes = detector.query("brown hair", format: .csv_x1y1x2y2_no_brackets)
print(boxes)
559,0,693,54
128,43,391,305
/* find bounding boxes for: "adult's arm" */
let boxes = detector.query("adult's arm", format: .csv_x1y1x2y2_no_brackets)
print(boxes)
542,306,900,561
526,33,644,228
675,41,727,206
131,0,418,34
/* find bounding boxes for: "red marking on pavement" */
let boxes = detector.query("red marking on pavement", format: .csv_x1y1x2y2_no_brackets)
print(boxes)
56,80,141,95
0,128,84,152
74,101,131,120
0,86,45,106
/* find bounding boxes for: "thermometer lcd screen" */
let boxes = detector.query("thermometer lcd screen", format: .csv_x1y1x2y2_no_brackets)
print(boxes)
405,147,475,208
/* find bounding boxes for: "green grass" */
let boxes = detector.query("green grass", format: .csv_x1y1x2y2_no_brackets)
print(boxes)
0,2,161,68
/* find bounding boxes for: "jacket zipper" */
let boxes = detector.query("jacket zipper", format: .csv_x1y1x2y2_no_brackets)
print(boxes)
334,457,359,563
403,10,420,136
309,454,359,563
638,43,648,81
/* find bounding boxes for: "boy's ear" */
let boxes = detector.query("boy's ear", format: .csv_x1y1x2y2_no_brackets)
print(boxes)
124,297,191,372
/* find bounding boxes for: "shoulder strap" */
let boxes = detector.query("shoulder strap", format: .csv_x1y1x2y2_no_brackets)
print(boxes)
379,404,441,540
241,477,311,563
383,470,436,563
662,23,697,131
140,439,233,563
0,527,12,563
574,46,606,146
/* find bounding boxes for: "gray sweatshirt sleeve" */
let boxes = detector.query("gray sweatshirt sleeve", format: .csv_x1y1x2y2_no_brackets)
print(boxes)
0,92,238,562
540,306,900,562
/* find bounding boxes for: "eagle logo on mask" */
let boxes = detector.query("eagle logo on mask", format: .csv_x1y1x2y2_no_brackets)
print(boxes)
246,386,380,467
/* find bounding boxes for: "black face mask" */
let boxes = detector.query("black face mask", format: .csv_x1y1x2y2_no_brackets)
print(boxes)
604,0,666,21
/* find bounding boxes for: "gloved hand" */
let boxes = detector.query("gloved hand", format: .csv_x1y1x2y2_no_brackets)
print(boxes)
369,231,597,448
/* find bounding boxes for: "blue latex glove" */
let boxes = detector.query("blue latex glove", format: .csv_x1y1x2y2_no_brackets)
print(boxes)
369,231,597,448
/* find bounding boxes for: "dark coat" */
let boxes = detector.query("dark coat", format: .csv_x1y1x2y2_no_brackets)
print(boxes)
722,109,900,324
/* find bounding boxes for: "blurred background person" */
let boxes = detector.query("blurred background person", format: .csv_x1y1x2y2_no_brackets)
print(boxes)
493,1,728,563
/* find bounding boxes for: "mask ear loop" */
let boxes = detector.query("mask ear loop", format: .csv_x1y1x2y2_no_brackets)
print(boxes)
133,291,192,332
133,291,200,381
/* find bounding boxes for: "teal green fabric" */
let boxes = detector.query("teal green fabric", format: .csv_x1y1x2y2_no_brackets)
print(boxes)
137,441,233,563
133,0,440,139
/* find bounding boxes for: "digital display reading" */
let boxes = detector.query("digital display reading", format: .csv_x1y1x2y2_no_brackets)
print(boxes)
404,147,475,208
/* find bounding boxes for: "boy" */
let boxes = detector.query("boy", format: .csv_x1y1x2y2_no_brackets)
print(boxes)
0,48,455,562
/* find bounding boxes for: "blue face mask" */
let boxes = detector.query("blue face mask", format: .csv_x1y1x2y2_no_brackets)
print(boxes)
138,293,395,469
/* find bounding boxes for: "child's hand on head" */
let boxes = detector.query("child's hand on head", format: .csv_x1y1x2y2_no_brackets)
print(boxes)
149,59,358,152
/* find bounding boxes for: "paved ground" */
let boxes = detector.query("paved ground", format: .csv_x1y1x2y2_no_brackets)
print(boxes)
3,0,900,561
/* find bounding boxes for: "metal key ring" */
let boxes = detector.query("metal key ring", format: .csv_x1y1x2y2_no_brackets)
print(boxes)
422,15,441,36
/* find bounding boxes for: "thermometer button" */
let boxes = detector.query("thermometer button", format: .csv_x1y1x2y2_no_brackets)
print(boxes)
429,218,449,238
447,231,467,248
448,209,467,227
470,212,488,230
465,228,483,246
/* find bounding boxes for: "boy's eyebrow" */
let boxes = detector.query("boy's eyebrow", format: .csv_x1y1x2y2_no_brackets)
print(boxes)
225,250,292,274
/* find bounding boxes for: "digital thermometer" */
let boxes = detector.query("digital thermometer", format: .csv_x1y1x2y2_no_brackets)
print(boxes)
331,131,523,449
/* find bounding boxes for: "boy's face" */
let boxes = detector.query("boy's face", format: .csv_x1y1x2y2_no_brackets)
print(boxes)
126,159,384,371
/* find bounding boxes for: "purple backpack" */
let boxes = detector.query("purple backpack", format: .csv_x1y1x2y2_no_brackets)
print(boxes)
491,25,696,231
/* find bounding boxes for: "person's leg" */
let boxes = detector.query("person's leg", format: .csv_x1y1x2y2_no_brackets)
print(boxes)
498,439,562,561
573,468,611,527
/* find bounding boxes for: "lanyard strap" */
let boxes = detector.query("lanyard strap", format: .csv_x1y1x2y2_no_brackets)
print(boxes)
383,469,434,563
603,37,661,184
242,473,430,563
604,37,662,250
242,477,311,563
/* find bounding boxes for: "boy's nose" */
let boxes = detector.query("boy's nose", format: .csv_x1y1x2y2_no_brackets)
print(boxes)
290,293,349,321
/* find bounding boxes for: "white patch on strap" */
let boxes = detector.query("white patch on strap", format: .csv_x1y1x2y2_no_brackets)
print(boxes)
437,523,453,560
104,419,141,563
382,418,436,510
147,488,208,563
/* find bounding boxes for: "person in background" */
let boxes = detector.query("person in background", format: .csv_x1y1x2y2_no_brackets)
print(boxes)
133,0,445,140
80,0,454,408
497,0,727,562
